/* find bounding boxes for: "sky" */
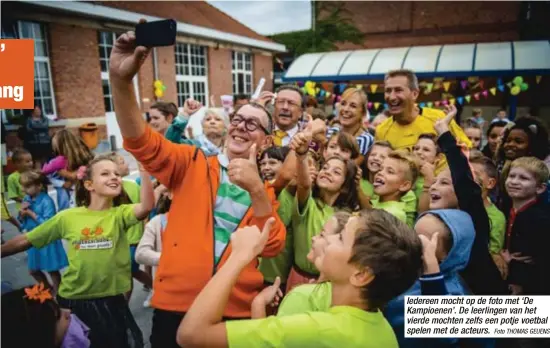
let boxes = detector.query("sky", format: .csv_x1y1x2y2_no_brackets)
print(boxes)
207,0,312,36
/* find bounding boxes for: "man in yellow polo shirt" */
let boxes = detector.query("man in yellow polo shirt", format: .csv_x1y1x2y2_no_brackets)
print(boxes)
376,69,471,153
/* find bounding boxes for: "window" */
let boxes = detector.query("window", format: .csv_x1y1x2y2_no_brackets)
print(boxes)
98,31,115,113
232,51,252,95
97,31,139,114
1,20,56,121
175,42,208,107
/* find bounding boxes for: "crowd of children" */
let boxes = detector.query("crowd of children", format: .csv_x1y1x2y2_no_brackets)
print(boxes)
1,31,550,348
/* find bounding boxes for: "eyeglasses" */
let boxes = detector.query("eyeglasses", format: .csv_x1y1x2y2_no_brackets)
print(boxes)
275,98,301,109
230,114,270,135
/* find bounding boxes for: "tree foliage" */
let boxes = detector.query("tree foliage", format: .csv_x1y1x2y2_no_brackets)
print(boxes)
270,1,363,57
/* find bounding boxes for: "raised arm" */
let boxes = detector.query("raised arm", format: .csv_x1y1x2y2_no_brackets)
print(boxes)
290,131,313,207
177,219,275,348
42,156,67,174
133,169,154,221
135,216,162,266
109,22,149,138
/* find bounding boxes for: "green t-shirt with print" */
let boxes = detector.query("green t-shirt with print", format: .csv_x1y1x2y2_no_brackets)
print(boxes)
371,198,407,224
400,190,417,228
27,204,139,299
278,282,331,316
226,306,398,348
122,180,144,245
414,176,425,201
7,171,24,210
292,194,334,275
259,189,295,283
486,201,506,254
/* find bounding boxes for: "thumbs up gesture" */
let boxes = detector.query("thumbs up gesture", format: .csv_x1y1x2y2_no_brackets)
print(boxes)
227,143,263,192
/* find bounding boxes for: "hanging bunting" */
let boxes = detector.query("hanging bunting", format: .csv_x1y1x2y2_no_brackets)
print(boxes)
457,96,464,105
419,102,426,108
339,83,347,94
427,102,433,108
443,81,451,92
326,92,331,98
506,82,513,89
536,76,542,84
374,102,381,110
449,98,456,106
498,85,505,92
425,83,434,94
460,80,468,90
497,78,503,87
434,101,440,107
384,103,389,110
465,95,471,103
356,84,363,90
367,102,373,109
478,80,485,89
474,93,480,100
370,84,378,94
482,90,488,98
442,100,448,106
490,87,497,96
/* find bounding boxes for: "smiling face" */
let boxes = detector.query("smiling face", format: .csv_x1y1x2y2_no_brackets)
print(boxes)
465,127,482,149
429,168,458,209
226,104,270,160
321,216,359,284
149,108,174,135
84,160,122,199
338,92,364,129
367,144,392,174
259,155,283,182
413,138,438,164
316,158,347,193
505,166,545,201
384,75,419,121
487,125,504,154
15,153,34,172
503,129,530,160
373,157,412,197
324,136,352,161
273,89,302,131
202,111,226,137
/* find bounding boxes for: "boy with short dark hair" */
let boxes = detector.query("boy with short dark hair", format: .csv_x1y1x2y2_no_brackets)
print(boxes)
323,131,360,161
502,156,550,295
7,148,33,209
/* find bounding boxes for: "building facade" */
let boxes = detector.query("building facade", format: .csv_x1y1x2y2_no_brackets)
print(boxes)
1,0,285,149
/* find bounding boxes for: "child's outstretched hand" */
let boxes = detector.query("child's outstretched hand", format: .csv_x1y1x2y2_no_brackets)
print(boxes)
253,276,283,308
434,105,457,136
230,217,275,263
290,131,312,155
419,232,440,275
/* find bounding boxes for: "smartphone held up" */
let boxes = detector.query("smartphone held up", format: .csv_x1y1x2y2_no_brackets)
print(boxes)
135,19,177,47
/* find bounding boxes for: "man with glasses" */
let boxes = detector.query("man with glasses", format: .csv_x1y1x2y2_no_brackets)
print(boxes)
257,85,305,147
108,28,286,348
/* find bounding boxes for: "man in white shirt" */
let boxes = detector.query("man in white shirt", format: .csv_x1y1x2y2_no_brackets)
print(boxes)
491,108,511,124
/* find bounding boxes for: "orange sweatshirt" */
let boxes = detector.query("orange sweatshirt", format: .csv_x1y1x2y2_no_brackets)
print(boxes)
124,126,286,317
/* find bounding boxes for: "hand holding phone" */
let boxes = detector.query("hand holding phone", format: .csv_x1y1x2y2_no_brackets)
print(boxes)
135,19,177,47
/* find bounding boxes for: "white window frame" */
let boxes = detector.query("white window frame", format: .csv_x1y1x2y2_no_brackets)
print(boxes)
98,31,140,113
1,21,57,121
232,51,253,95
175,42,209,110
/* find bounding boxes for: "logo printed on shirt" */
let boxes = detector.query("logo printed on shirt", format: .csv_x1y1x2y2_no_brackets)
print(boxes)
73,227,113,250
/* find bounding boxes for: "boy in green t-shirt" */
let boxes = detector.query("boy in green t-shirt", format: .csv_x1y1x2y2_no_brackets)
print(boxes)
469,151,507,276
370,150,418,226
177,209,423,348
7,148,34,210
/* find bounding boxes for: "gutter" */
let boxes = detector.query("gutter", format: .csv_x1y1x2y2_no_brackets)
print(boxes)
21,0,287,53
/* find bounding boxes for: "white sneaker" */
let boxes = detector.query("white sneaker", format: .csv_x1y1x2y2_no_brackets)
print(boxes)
143,291,153,308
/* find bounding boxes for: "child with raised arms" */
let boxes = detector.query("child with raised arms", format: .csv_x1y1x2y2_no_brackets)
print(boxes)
1,154,154,348
286,129,359,291
177,209,423,348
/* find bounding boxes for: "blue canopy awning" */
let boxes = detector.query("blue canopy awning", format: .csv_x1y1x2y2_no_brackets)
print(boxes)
282,40,550,82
